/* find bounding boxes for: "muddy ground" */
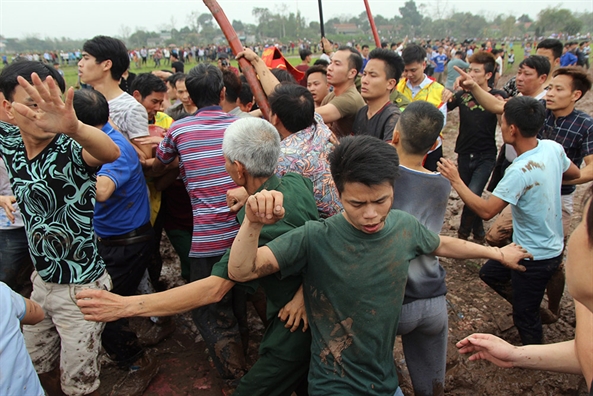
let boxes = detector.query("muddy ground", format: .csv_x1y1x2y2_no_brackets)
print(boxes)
98,72,593,395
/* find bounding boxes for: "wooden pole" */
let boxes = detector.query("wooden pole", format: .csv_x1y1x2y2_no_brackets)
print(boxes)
203,0,271,120
317,0,325,38
363,0,381,48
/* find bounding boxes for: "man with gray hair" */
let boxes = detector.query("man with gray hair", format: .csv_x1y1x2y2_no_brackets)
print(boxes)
78,117,320,395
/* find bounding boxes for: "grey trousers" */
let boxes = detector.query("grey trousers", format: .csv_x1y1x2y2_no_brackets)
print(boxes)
397,295,448,396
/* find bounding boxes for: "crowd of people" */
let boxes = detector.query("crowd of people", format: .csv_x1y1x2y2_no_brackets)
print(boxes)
0,32,592,396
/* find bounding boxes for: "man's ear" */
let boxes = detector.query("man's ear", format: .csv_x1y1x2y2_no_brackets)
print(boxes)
391,130,400,146
387,78,397,92
235,160,247,181
102,59,113,73
132,90,142,102
571,89,583,103
2,99,15,121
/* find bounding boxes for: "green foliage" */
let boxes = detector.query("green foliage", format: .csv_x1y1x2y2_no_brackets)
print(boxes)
399,0,423,37
536,7,583,36
2,3,591,53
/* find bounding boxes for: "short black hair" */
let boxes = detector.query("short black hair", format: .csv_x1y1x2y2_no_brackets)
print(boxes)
536,39,563,60
238,75,254,107
305,65,327,81
402,44,426,65
0,61,65,102
397,101,444,155
503,96,545,138
82,35,130,81
223,70,242,103
313,59,329,67
381,42,388,49
518,55,550,77
130,73,167,99
329,135,399,193
468,51,497,75
269,83,314,133
337,46,363,74
167,72,185,89
362,44,369,50
185,63,224,108
270,68,296,84
368,48,404,82
299,49,312,61
553,66,593,102
73,89,109,128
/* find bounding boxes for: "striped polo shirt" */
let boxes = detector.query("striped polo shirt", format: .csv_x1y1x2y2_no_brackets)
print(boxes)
157,106,239,258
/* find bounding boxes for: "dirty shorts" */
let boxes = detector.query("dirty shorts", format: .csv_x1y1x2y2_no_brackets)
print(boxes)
23,270,112,396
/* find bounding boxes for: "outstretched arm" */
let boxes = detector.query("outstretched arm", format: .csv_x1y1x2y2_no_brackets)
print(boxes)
434,236,532,272
76,276,234,322
13,74,119,167
437,157,508,220
456,333,581,374
454,66,505,114
228,190,284,282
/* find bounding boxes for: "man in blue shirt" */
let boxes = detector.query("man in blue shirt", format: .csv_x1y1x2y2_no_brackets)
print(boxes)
432,46,448,85
73,89,159,395
560,42,578,66
438,96,581,345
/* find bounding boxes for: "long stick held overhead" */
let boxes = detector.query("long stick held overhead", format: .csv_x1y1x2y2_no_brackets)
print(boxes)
364,0,381,47
317,0,325,39
203,0,271,120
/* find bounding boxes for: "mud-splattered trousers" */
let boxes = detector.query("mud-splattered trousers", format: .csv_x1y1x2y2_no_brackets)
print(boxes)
23,270,112,396
190,255,248,386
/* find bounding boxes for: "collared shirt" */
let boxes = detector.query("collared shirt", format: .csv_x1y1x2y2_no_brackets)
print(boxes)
157,106,239,258
399,75,447,124
276,113,342,218
540,108,593,195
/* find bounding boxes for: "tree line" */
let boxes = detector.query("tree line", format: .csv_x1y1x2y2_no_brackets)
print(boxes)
2,1,591,53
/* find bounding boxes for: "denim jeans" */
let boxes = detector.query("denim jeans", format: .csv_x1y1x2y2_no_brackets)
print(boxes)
479,254,562,345
0,227,33,295
457,152,496,238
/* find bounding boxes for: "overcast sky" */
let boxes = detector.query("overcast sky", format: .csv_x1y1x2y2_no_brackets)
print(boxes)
0,0,591,40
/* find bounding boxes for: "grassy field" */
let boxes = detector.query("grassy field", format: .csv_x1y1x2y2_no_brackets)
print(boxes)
24,43,534,89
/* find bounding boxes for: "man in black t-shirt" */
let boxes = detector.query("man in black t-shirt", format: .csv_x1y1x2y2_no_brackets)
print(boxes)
171,53,184,74
447,51,507,242
352,48,404,142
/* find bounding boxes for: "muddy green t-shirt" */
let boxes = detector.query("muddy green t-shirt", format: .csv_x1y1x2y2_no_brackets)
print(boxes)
268,210,440,395
211,173,319,359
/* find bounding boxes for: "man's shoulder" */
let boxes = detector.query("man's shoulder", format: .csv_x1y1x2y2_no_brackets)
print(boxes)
170,110,235,132
570,109,593,127
109,91,137,106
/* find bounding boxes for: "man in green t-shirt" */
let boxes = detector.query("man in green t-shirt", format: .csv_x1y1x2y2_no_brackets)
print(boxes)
77,117,319,395
228,135,533,395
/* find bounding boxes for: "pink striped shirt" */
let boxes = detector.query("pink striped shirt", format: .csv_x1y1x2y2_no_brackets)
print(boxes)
157,106,239,257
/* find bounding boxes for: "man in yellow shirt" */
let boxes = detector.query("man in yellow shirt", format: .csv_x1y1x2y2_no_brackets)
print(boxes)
396,44,447,171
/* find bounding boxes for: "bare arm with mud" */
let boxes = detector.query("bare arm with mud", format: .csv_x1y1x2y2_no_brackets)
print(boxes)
437,157,508,220
236,48,280,97
228,190,283,282
77,276,234,322
434,236,532,272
